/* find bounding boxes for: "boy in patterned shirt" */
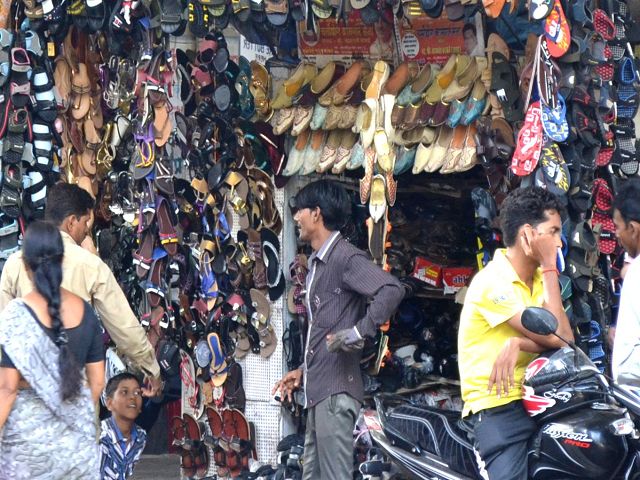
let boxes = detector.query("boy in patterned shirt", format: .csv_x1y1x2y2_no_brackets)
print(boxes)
100,373,147,479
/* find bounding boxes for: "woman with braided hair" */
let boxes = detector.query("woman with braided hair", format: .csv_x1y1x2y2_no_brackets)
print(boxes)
0,221,105,479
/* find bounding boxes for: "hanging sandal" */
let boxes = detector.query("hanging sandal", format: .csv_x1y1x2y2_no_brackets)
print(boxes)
157,195,179,256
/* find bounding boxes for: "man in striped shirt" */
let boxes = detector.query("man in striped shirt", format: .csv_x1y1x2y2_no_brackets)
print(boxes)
273,180,404,480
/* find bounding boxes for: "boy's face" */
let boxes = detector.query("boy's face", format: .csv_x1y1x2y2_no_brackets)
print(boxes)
106,379,143,421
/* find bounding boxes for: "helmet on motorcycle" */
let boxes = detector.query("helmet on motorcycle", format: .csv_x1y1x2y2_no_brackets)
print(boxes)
522,346,605,422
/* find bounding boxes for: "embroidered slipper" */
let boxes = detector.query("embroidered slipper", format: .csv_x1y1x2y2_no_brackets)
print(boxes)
369,174,387,223
511,101,543,176
544,0,571,58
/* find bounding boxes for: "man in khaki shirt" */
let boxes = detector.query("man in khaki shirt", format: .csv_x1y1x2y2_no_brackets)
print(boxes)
0,183,162,395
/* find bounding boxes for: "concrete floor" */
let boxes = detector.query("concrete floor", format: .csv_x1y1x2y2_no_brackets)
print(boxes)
132,454,182,480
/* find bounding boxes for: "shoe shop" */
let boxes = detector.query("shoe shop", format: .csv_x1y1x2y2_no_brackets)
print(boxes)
0,0,637,478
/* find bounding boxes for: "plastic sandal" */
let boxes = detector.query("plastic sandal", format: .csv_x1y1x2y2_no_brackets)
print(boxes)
544,0,571,57
541,94,569,142
535,142,570,196
490,52,523,122
207,333,228,386
530,0,552,20
511,101,543,176
10,48,32,108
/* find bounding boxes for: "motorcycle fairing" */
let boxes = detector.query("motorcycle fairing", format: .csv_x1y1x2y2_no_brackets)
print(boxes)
528,407,628,479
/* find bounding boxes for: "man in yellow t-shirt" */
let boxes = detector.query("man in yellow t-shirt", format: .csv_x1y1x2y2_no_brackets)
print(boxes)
458,187,574,480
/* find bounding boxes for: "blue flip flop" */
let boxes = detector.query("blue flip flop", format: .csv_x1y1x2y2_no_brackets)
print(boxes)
541,94,569,142
207,332,228,387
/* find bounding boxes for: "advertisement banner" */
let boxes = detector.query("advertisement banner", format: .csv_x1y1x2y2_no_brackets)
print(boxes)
298,13,396,63
395,12,484,65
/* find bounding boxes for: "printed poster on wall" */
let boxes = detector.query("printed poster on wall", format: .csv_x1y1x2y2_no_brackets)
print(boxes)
395,12,485,65
239,36,273,65
297,13,396,64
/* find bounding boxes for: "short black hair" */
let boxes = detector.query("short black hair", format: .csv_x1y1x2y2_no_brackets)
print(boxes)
499,187,564,247
105,372,141,398
613,179,640,224
463,23,476,36
45,183,95,226
292,180,352,231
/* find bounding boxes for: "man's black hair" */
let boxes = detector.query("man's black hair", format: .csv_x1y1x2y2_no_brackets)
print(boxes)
45,183,95,227
499,187,564,247
613,179,640,224
105,372,141,398
292,180,352,231
463,23,476,36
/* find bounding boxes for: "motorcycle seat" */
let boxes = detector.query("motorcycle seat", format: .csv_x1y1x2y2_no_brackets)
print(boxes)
385,404,479,478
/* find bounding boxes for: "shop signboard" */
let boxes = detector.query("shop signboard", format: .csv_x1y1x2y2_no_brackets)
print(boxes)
297,12,396,64
239,36,273,65
395,11,485,65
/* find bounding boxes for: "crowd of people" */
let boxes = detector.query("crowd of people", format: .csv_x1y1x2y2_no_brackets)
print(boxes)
1,179,640,479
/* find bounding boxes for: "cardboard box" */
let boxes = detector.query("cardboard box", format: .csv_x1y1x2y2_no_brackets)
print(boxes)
442,267,475,294
412,257,443,287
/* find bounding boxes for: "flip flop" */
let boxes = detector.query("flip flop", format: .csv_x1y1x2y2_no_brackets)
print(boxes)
535,141,570,196
482,0,505,18
541,93,569,142
261,227,285,301
207,332,229,387
591,178,617,254
544,0,571,58
180,349,203,418
511,101,543,176
530,0,553,20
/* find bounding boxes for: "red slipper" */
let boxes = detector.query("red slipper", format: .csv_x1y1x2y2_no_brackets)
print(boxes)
591,178,617,254
183,413,202,445
596,147,613,167
544,0,570,57
170,416,187,447
511,101,543,176
206,406,224,437
179,450,197,477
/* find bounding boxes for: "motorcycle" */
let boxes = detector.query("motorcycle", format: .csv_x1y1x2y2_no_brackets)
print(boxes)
363,307,640,479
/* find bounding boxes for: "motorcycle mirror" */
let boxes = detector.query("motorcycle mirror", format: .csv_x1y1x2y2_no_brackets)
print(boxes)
521,307,558,336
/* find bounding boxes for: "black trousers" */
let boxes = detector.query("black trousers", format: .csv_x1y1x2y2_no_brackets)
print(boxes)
466,401,536,480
